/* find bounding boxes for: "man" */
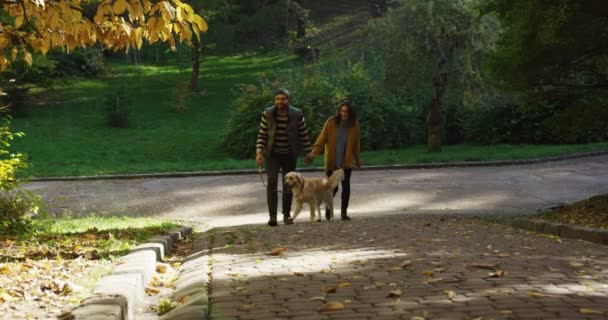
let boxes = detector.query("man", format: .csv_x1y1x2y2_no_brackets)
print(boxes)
256,88,313,226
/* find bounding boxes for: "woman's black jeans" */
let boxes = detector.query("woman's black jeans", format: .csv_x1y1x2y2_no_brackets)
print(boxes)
325,168,352,219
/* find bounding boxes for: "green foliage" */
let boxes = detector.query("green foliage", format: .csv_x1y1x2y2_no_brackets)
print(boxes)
0,188,41,236
0,115,41,235
0,116,26,190
544,103,608,144
200,0,312,53
157,298,178,315
223,59,423,158
49,48,106,79
481,0,608,93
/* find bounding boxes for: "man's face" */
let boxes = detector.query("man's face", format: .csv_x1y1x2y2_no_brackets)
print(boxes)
274,94,288,110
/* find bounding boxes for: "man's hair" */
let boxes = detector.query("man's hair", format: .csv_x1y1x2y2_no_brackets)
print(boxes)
275,88,290,99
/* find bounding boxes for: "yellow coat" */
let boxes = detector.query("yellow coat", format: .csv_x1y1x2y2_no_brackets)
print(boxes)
311,117,361,170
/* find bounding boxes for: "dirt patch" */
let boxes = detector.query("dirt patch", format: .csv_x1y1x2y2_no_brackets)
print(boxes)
535,193,608,229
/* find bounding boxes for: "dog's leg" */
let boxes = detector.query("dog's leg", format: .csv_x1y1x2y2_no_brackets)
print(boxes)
315,198,323,222
290,201,303,223
309,200,318,222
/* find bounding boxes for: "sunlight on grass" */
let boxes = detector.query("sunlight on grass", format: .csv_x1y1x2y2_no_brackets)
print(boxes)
38,215,178,236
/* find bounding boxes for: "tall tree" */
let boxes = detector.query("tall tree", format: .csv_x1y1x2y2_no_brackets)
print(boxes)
368,0,494,152
481,0,608,95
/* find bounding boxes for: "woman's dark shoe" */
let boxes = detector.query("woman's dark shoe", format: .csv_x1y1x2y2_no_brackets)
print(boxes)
268,219,278,226
341,215,351,221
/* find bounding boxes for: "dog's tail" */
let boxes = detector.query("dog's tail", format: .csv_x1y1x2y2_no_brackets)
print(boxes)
327,168,344,190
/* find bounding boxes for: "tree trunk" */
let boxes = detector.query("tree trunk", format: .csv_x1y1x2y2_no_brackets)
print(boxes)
190,37,201,91
426,61,447,152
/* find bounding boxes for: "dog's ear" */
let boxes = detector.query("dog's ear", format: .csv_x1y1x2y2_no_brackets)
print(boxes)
296,173,304,186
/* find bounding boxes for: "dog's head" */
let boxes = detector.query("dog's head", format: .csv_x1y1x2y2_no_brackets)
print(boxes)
284,171,304,189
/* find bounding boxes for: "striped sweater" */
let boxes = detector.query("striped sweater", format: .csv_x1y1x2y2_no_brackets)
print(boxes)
256,106,312,157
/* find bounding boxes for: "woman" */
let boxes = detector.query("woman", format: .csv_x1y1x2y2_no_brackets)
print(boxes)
308,100,361,221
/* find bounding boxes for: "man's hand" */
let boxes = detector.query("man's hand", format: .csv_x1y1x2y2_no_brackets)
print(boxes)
256,152,264,168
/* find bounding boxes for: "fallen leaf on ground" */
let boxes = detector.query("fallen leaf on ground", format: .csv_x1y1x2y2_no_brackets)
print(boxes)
487,270,506,278
468,263,500,270
387,289,402,298
156,263,172,273
527,291,550,298
293,272,305,276
422,270,434,276
569,261,584,267
240,303,255,310
267,247,288,256
145,286,161,295
579,308,605,315
400,260,414,268
444,290,456,298
425,277,444,285
319,301,344,311
322,286,337,293
338,282,350,288
500,310,513,315
309,296,326,302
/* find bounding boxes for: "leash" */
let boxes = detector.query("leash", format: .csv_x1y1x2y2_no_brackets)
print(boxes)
258,165,291,194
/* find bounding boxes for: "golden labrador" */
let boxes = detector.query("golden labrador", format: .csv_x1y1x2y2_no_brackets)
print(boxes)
284,169,344,223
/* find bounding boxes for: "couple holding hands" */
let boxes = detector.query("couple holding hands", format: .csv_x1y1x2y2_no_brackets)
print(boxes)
255,88,361,226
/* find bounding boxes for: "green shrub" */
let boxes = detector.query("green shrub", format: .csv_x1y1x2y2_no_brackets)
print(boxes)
0,116,41,236
223,60,423,158
543,103,608,144
0,188,42,236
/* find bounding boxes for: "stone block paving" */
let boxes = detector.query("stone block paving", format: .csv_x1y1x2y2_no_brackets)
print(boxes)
196,216,608,320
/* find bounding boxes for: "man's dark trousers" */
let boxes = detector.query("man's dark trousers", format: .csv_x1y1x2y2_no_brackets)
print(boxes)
266,152,297,220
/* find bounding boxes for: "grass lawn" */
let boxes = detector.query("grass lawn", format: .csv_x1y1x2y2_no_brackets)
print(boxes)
10,54,608,178
12,54,297,177
0,216,179,318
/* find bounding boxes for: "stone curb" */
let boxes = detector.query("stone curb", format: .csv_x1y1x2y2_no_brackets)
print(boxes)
61,226,193,320
157,232,212,320
495,218,608,246
27,150,608,182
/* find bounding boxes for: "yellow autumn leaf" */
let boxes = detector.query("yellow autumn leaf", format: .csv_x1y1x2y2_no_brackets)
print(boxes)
113,0,127,15
337,282,350,287
11,47,18,61
145,286,161,295
579,308,605,315
15,15,24,28
0,264,10,275
319,301,344,312
527,291,549,298
24,50,33,66
193,15,208,32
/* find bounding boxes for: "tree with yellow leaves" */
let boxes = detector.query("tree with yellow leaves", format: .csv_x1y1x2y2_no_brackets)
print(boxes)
0,0,207,76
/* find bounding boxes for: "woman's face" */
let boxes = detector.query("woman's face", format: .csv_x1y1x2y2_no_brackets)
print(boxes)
339,105,349,121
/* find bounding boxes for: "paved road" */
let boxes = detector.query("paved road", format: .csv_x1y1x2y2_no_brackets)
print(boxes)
198,215,608,319
23,154,608,228
22,155,608,320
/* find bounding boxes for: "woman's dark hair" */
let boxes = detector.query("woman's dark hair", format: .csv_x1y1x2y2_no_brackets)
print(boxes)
335,99,357,127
